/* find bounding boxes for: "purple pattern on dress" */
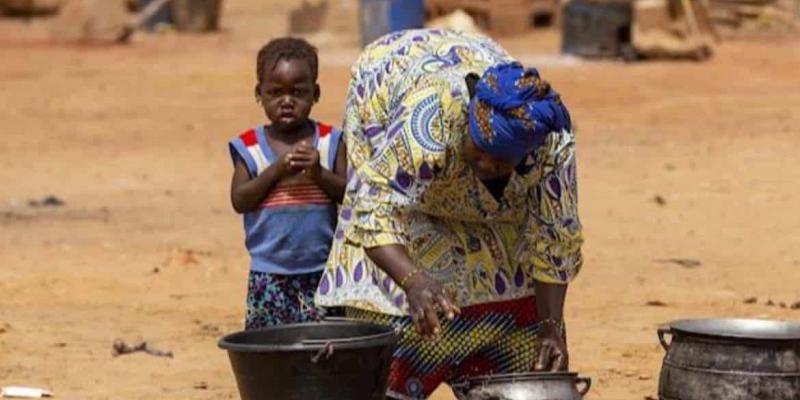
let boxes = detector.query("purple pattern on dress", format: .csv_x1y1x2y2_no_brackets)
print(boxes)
548,176,562,198
395,169,413,189
494,272,507,295
382,276,393,293
354,261,364,282
319,272,331,295
394,293,406,308
514,267,525,288
336,266,345,287
419,162,433,181
365,125,382,138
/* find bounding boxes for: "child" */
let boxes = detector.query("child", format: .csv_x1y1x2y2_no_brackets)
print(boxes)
228,38,347,329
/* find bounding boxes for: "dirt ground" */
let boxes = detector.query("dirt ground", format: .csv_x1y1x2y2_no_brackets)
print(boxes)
1,2,799,399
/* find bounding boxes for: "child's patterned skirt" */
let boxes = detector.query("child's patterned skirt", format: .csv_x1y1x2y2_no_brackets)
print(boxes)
245,270,324,329
346,296,544,400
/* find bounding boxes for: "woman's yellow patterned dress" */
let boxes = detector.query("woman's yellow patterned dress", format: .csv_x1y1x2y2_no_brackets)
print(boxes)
315,29,583,317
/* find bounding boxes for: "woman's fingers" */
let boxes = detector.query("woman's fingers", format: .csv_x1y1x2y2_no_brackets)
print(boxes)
535,342,554,371
421,291,441,337
434,292,459,320
410,305,425,334
550,348,568,372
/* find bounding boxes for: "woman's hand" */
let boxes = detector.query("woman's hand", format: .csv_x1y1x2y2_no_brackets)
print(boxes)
535,321,569,371
404,272,460,338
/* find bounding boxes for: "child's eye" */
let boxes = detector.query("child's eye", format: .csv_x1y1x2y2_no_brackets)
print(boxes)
292,89,307,96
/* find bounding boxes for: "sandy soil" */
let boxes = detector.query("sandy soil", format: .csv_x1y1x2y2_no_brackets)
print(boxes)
1,2,799,399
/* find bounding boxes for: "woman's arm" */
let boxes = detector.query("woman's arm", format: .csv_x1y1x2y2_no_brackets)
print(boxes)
365,245,460,338
527,130,583,371
533,280,569,371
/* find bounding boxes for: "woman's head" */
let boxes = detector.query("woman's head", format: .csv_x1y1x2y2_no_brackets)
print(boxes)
464,62,571,176
255,38,320,133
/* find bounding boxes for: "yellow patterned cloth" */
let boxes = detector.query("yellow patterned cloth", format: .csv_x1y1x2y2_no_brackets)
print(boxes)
315,29,583,316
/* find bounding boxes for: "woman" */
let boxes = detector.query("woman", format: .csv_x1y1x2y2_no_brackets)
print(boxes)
315,29,583,400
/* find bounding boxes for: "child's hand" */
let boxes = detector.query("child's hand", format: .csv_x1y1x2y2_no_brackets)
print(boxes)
277,151,298,178
288,142,322,180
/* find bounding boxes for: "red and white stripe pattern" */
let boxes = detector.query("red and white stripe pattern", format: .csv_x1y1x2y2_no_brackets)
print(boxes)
261,184,331,208
239,129,270,174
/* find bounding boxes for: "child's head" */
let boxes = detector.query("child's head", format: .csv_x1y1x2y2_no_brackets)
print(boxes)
255,37,320,132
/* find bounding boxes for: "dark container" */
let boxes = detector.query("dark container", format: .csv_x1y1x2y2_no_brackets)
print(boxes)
658,318,800,400
359,0,426,47
218,321,397,400
561,0,632,58
170,0,223,32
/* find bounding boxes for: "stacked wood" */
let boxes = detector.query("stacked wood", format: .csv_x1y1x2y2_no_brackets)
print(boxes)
426,0,561,36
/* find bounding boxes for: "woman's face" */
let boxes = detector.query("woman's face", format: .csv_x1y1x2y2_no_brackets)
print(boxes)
462,134,517,180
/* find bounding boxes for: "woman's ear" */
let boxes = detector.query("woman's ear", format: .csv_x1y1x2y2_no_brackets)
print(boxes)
314,83,321,103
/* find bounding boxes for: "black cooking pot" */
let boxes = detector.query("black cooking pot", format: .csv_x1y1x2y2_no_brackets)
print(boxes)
657,318,800,400
219,321,397,400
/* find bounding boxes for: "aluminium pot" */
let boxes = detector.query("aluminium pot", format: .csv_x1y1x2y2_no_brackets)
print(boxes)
451,372,591,400
657,318,800,400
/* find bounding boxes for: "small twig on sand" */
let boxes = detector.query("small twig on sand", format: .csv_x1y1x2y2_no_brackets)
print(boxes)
112,339,173,358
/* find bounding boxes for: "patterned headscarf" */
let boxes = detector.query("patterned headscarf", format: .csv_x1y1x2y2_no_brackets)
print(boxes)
468,62,572,164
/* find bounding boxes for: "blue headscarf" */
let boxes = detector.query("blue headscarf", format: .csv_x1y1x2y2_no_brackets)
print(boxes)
468,62,572,164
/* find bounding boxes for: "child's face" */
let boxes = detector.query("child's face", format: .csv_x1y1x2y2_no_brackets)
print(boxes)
257,58,319,132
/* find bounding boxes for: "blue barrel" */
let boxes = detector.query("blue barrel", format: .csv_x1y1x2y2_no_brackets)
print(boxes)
360,0,425,47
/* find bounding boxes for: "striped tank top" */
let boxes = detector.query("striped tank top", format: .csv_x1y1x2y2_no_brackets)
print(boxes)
228,121,342,275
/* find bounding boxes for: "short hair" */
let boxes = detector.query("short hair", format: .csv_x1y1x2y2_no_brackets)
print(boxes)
256,37,319,88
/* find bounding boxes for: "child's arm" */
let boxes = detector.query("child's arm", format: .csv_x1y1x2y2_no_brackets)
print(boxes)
293,140,347,203
230,154,291,213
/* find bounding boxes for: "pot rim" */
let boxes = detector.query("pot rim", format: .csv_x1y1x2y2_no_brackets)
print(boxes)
462,371,581,384
669,318,800,340
218,321,398,353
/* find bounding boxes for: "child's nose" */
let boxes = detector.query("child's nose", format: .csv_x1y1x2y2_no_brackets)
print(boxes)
278,95,294,106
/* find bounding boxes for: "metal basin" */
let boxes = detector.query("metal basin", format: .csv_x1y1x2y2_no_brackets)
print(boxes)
452,372,591,400
658,318,800,400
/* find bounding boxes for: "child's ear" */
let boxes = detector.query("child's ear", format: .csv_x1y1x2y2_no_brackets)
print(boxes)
314,83,321,103
254,84,261,103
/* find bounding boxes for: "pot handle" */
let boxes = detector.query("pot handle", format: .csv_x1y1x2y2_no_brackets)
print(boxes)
309,341,334,363
576,376,592,397
657,326,673,351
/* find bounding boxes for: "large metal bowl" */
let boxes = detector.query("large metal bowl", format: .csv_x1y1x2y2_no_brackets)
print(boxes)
451,372,591,400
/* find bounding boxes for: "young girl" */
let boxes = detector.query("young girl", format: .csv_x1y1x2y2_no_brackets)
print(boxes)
228,38,346,329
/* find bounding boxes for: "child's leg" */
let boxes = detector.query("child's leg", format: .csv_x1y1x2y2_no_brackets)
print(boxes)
245,270,324,329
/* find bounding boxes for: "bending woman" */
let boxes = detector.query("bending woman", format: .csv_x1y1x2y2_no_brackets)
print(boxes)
316,29,583,400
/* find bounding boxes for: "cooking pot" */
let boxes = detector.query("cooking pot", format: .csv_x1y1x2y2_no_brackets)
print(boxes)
658,318,800,400
451,372,591,400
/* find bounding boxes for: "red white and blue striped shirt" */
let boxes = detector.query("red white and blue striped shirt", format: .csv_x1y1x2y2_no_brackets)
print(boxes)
229,121,342,275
